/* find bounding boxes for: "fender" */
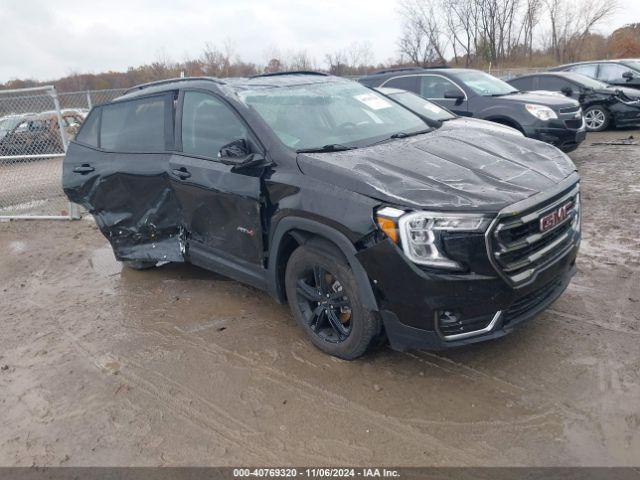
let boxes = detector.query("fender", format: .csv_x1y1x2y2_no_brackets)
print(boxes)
267,216,379,311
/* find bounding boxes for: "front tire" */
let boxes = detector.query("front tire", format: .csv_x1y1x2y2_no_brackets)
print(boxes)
584,105,611,132
285,245,379,360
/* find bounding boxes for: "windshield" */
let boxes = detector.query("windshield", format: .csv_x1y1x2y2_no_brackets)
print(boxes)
239,81,427,150
622,61,640,72
0,117,21,137
455,71,518,96
386,91,456,121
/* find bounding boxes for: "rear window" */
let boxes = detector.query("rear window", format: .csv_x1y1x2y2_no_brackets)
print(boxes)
75,108,99,147
100,95,168,152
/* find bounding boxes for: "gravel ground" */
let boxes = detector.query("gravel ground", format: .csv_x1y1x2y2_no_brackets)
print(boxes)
0,129,639,467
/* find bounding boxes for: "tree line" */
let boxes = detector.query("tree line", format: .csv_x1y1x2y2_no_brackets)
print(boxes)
2,13,639,94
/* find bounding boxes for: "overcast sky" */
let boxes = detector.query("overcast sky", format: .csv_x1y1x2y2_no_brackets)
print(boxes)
1,0,639,83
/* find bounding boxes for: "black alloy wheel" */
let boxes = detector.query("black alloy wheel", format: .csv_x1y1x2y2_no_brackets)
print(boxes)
295,264,353,343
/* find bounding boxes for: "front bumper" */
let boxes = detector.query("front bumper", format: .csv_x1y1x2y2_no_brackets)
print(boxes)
357,238,577,351
523,124,586,152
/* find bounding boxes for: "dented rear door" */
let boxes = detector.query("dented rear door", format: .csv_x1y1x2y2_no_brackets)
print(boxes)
62,92,184,263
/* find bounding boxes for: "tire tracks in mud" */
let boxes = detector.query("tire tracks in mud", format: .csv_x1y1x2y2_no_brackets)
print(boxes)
145,329,500,466
24,299,283,465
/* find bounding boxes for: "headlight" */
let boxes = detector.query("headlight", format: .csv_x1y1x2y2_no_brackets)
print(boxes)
375,208,491,271
525,103,558,121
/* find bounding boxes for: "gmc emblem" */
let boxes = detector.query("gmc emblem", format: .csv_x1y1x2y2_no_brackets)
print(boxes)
539,202,572,232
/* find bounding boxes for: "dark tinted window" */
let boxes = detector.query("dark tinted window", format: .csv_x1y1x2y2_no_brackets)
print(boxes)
384,76,419,93
181,91,248,158
419,75,462,98
75,108,99,147
100,95,167,152
509,77,535,91
537,76,573,92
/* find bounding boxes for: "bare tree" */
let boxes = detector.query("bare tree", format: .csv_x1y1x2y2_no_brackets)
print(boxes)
398,0,448,65
545,0,619,62
288,50,316,70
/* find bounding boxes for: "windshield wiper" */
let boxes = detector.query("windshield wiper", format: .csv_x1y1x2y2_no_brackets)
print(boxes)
487,90,519,97
296,144,356,153
368,128,432,147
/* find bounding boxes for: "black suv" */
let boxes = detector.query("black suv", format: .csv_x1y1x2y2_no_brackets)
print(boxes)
549,59,640,90
63,73,581,359
359,67,586,152
508,72,640,131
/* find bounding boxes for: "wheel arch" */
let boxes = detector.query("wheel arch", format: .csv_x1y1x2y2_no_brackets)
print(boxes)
267,217,379,312
483,116,525,134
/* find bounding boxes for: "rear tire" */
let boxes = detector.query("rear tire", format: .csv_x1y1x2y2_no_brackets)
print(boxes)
584,105,611,132
123,260,156,270
285,245,379,360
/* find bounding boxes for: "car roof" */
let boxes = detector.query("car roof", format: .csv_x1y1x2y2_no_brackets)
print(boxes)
556,59,640,68
118,72,347,101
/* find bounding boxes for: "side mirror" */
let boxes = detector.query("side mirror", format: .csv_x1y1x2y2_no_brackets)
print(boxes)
444,90,465,105
561,86,573,96
218,138,267,170
218,138,250,158
622,70,634,81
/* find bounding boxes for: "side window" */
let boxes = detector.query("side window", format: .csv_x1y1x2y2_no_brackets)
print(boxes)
419,76,462,99
100,95,167,152
181,91,248,159
510,77,535,91
384,76,419,93
570,64,597,78
75,108,100,147
538,76,569,91
597,64,628,82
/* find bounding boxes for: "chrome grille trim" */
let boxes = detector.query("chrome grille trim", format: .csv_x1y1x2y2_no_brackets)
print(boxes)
485,177,580,288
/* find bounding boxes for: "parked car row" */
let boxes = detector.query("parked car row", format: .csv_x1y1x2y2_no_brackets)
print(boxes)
0,109,87,157
359,67,587,151
63,72,581,359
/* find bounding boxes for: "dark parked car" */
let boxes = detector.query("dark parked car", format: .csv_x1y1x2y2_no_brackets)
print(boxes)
549,59,640,90
0,111,84,156
374,86,525,137
359,67,586,152
508,72,640,131
63,73,580,359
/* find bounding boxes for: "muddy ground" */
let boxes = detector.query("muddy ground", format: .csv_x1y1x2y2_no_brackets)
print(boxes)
1,129,639,467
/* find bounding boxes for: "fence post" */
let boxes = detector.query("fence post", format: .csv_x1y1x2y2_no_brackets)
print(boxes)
86,90,92,109
50,87,80,219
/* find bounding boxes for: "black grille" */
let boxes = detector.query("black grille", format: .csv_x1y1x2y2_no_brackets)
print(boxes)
564,119,582,129
560,105,580,114
488,186,580,287
503,279,560,324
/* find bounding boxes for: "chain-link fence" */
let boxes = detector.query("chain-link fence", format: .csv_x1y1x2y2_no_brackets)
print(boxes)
0,87,125,220
0,86,74,219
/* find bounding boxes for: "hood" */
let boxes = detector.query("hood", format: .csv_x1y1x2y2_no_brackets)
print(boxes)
443,117,524,137
496,91,579,109
297,126,576,213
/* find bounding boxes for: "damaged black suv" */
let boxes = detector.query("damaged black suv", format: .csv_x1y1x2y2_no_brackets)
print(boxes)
63,72,581,359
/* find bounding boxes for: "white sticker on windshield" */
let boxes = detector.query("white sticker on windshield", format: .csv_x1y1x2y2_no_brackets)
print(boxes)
424,103,443,114
354,93,392,110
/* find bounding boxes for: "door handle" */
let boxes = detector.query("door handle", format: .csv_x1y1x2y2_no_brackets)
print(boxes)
171,167,191,179
73,164,95,174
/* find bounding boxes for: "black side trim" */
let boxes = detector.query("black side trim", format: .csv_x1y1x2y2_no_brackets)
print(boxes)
268,217,379,311
188,242,267,291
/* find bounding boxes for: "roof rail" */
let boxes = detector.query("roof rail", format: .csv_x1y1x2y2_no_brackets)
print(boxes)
250,70,328,79
123,76,222,95
373,67,425,75
373,65,449,75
